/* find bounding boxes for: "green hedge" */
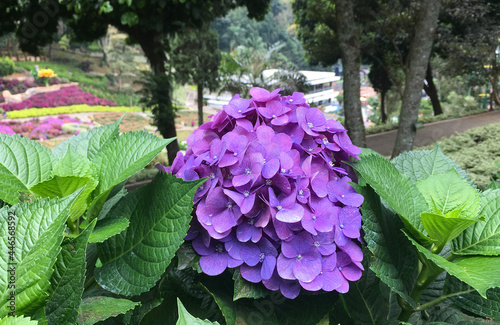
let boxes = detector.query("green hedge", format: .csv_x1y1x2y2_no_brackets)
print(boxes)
6,105,142,119
420,123,500,188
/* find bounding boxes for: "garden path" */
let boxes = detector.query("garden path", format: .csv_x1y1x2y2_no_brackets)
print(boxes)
366,109,500,156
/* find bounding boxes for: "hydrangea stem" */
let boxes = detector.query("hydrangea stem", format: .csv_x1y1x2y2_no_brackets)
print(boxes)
67,218,79,235
398,262,441,322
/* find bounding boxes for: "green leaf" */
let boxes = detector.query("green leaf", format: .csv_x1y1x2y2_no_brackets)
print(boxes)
445,275,500,320
0,134,54,205
76,296,140,325
352,152,430,244
52,116,123,160
420,211,478,252
95,173,204,295
452,189,500,255
176,298,220,325
89,217,129,243
352,184,418,308
426,306,492,324
201,281,236,325
392,146,474,186
232,269,268,301
406,233,500,298
93,132,172,196
45,220,96,325
121,12,139,26
30,150,98,222
486,180,500,190
416,170,480,219
127,297,163,325
0,316,38,324
0,193,80,317
340,253,400,325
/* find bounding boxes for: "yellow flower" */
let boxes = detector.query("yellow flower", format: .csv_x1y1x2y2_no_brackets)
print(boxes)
38,68,57,78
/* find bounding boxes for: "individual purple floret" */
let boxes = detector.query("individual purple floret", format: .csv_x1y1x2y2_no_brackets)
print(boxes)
158,87,364,298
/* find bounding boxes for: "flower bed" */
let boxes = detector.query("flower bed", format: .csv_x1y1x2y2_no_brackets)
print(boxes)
5,104,142,119
0,115,92,139
0,85,115,111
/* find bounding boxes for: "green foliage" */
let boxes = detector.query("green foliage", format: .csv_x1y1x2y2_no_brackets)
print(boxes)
176,298,219,325
0,119,203,324
6,105,142,119
15,62,107,88
350,146,500,322
0,57,15,77
443,91,480,115
76,296,140,325
425,123,500,188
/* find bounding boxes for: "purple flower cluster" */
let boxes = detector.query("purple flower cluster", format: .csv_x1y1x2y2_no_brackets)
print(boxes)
159,88,364,299
0,86,115,111
0,115,88,139
0,78,61,97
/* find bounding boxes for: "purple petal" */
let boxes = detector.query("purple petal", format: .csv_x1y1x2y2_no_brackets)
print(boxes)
240,264,263,283
200,253,228,276
276,203,304,223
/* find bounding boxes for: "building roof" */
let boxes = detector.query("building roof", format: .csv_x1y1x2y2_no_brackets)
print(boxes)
263,69,340,86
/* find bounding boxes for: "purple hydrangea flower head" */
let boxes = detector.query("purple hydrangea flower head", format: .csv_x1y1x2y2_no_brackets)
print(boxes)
158,87,364,298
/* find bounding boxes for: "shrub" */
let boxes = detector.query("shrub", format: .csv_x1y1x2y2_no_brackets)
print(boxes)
443,91,480,114
421,123,500,188
6,104,142,119
0,57,15,77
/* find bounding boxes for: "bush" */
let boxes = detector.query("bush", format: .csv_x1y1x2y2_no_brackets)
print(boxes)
420,123,500,188
6,104,142,119
0,57,15,77
443,91,480,114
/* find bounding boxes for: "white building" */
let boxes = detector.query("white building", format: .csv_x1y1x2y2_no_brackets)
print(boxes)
204,69,341,109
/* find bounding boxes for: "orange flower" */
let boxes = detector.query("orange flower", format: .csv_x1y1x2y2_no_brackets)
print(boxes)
38,68,57,78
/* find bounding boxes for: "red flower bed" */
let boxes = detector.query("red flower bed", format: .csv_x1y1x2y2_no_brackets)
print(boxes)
0,86,116,111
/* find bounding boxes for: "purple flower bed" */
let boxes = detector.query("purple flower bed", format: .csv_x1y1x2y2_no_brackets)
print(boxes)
0,78,61,97
0,86,116,111
158,87,364,299
0,115,90,140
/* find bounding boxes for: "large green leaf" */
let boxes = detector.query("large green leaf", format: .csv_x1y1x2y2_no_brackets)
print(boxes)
45,220,96,325
52,116,123,160
0,316,38,324
420,211,478,252
0,193,80,317
406,233,500,298
76,296,140,325
92,131,173,197
416,170,480,219
95,173,205,295
392,146,474,186
0,134,54,205
30,150,98,222
341,260,400,325
451,189,500,256
177,298,220,325
425,306,491,324
352,184,418,308
352,152,430,244
445,275,500,320
86,132,173,221
486,180,500,190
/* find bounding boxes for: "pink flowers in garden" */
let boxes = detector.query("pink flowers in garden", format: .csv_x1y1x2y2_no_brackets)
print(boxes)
0,86,115,111
0,115,89,139
159,87,364,299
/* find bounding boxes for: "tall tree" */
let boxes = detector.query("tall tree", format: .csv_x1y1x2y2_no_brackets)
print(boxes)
368,61,392,124
335,0,366,147
3,0,270,164
293,0,366,147
392,0,441,157
171,26,221,127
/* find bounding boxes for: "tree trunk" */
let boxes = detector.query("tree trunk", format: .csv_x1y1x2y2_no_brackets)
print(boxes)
423,62,442,115
336,0,366,147
392,0,441,158
488,70,500,108
381,90,387,124
136,34,180,165
197,83,204,127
